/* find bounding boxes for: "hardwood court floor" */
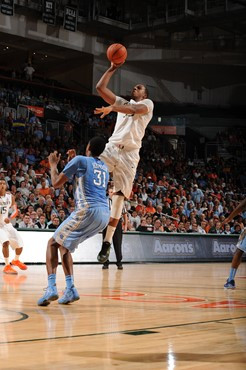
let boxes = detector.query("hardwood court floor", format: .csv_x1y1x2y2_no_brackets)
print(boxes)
0,263,246,369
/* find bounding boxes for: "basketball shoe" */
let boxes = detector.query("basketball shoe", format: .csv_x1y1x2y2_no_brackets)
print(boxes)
58,286,80,304
224,279,235,289
11,260,28,270
3,264,18,275
37,285,59,306
97,241,111,263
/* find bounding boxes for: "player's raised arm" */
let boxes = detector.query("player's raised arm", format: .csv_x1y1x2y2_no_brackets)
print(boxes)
96,63,122,105
48,151,68,189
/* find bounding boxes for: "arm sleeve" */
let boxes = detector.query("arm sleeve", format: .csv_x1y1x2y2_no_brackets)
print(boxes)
62,156,87,181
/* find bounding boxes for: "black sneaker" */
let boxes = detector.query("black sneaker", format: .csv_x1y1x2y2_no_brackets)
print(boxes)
97,241,111,263
224,279,235,289
117,264,123,270
102,265,109,270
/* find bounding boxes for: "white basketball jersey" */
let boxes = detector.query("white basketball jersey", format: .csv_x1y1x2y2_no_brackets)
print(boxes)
0,192,12,225
109,96,154,150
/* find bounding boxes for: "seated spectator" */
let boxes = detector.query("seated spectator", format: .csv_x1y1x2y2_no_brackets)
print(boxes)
48,216,60,229
223,224,231,234
30,211,38,225
191,184,204,204
35,214,48,229
190,222,199,233
8,173,19,190
162,201,172,217
58,208,67,223
136,218,153,232
129,210,141,230
34,196,46,211
205,218,214,233
153,205,163,219
210,221,223,234
145,200,156,214
153,219,164,232
18,214,33,228
232,223,242,234
177,222,186,233
17,181,30,199
39,179,51,197
15,191,27,210
198,220,207,234
130,193,138,209
135,197,146,215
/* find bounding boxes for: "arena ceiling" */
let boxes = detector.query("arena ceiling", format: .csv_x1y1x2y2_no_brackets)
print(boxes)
0,0,245,89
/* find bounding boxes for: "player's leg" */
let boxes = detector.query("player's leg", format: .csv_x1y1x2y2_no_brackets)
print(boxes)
113,219,123,269
11,247,27,270
224,248,244,289
58,246,79,304
98,192,124,263
102,227,109,269
0,228,17,274
2,241,18,274
37,238,59,306
98,148,139,263
7,225,27,270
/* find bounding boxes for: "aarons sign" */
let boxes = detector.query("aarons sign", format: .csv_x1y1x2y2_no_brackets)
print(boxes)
212,240,237,256
153,239,194,256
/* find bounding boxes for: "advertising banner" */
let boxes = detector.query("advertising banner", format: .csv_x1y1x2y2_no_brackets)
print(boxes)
17,231,242,263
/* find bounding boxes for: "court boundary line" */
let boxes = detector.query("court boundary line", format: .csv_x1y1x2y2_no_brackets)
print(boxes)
1,315,245,345
0,310,29,324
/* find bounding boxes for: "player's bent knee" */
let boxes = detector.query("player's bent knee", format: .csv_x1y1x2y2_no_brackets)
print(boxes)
111,195,124,219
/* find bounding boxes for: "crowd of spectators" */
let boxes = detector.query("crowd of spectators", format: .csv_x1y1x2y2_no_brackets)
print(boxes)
0,83,245,234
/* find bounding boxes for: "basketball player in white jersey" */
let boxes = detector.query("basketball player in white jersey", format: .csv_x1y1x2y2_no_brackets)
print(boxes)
0,179,27,274
95,62,154,263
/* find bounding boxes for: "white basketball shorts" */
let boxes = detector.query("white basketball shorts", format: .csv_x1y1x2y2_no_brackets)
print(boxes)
0,223,24,249
100,143,139,199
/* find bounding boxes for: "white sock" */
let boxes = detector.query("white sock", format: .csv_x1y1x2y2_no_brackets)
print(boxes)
4,258,9,266
104,225,116,244
14,255,20,261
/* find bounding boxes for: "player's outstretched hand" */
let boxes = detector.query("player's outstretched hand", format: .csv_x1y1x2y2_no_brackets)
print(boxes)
48,151,61,167
67,149,76,161
109,61,125,71
94,106,113,118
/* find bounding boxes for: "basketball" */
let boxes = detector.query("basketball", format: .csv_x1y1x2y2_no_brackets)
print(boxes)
106,43,127,65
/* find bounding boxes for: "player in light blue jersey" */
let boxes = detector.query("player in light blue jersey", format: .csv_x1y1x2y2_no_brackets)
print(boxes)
38,136,110,306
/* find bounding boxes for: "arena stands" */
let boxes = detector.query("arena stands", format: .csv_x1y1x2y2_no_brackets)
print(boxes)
0,81,245,234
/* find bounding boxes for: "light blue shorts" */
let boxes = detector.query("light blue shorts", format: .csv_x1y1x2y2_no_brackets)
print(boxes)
236,228,246,253
53,207,110,253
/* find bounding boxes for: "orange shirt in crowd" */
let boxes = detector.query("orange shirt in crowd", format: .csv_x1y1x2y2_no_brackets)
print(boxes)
145,206,156,214
39,187,52,197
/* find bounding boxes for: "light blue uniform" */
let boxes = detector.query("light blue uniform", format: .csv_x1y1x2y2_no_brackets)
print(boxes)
54,156,110,253
237,228,246,253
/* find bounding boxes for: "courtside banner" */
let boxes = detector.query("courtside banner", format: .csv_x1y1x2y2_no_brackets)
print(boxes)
17,231,243,263
1,0,14,16
42,0,56,25
63,6,77,32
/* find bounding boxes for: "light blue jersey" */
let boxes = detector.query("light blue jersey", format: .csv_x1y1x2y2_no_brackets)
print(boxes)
63,156,109,209
53,156,110,252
